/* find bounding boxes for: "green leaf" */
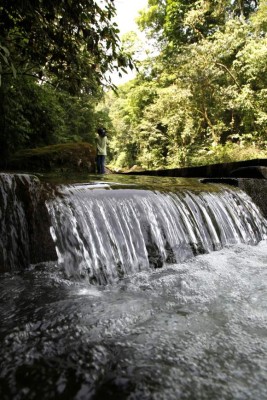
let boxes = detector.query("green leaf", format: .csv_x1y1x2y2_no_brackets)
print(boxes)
11,63,17,78
0,44,10,56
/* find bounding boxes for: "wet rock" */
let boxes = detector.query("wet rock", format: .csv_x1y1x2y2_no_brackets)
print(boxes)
238,178,267,219
6,142,97,173
0,174,57,272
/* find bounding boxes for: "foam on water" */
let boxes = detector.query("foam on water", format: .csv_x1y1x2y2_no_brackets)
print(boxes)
0,241,267,399
1,175,267,398
47,185,267,284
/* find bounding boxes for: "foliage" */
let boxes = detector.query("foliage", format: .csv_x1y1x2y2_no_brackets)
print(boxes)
137,0,258,49
8,142,96,173
0,0,133,93
0,75,101,164
0,0,136,166
0,43,16,85
103,0,267,170
1,0,266,172
190,142,267,166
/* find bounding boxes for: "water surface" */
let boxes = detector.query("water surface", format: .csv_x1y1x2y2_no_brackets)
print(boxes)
1,241,267,399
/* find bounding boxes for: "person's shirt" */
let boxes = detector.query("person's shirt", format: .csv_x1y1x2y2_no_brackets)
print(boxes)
97,135,107,155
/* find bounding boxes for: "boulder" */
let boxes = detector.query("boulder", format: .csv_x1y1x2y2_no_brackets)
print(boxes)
7,142,97,173
0,174,57,272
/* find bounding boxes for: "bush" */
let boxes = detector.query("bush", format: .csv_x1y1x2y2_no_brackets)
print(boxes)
189,142,267,167
7,142,97,173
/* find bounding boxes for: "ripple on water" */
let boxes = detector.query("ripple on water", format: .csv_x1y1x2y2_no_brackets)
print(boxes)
0,241,267,399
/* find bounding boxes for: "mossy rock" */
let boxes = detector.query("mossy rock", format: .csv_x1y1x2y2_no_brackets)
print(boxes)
8,142,97,173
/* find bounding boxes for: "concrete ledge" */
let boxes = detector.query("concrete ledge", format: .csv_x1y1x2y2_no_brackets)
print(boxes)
125,159,267,179
230,166,267,179
200,178,239,187
125,160,267,218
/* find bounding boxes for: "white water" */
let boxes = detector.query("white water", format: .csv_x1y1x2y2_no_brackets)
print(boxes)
0,241,267,399
47,184,267,284
1,175,267,398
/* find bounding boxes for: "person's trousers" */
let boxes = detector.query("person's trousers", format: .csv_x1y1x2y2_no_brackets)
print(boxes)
96,155,105,174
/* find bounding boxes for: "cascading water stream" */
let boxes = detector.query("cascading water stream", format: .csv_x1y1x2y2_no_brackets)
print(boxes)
1,174,267,399
47,183,267,284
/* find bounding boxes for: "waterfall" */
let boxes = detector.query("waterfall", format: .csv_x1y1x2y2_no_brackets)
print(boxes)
1,174,266,279
46,183,267,284
1,175,267,400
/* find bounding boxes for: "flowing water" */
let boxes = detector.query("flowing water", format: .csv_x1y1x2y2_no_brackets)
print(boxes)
47,181,266,284
0,175,267,399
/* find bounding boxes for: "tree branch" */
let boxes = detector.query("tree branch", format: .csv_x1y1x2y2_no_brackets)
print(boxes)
1,72,58,89
215,62,241,89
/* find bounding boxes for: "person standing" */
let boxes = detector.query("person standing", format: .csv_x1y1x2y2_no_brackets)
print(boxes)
96,127,107,174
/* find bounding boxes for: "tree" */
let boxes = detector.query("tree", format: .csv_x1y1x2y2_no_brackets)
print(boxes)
0,0,136,163
105,0,267,170
0,0,133,94
0,75,100,163
137,0,258,51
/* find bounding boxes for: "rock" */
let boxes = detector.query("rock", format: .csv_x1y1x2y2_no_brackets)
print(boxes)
6,142,97,173
238,178,267,218
128,165,145,172
0,173,57,272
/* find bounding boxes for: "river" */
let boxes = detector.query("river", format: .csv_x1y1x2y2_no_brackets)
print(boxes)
0,175,267,399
